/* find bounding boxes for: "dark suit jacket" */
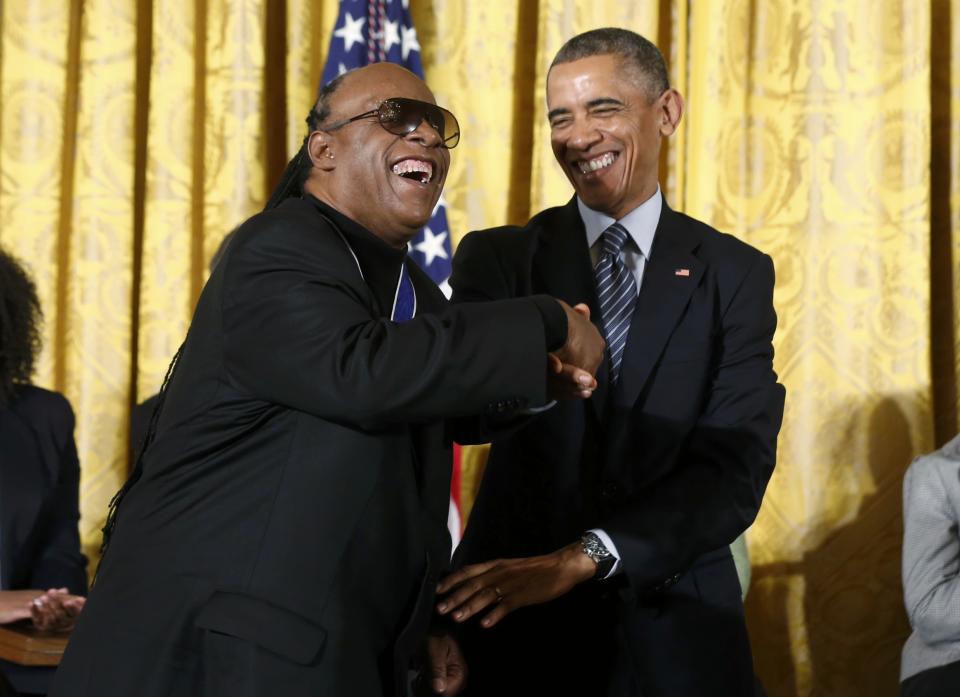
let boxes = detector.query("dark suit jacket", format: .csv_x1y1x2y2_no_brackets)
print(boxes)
0,385,87,595
51,196,557,697
0,386,87,694
451,197,785,697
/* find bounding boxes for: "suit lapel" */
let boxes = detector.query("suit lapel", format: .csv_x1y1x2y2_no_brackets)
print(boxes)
530,199,610,419
531,199,600,318
616,203,704,407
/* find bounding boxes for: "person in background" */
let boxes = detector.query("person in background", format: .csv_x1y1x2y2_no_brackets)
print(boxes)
439,28,785,696
901,434,960,697
0,247,87,696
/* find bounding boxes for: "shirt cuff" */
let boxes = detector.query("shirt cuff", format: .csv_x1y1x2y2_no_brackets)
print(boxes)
521,400,557,415
587,528,623,579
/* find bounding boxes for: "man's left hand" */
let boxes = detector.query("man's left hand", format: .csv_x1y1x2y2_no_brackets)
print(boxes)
424,631,467,695
435,542,596,628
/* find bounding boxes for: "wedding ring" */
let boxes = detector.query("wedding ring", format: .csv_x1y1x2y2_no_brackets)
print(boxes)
494,586,505,602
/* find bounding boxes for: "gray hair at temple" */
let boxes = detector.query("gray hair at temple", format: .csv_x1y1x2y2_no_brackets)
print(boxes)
550,28,670,102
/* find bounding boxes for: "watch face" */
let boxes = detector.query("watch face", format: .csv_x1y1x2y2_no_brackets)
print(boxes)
583,534,611,560
581,533,614,579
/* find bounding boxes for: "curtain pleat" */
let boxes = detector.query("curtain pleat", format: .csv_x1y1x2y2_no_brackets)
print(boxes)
61,0,139,547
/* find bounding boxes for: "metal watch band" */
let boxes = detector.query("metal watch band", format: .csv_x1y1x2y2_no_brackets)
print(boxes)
580,531,615,579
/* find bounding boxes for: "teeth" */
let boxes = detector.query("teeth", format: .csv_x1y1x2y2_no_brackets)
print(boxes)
577,152,616,174
391,159,433,183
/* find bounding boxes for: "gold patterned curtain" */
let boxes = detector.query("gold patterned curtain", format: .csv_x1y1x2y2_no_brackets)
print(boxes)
0,1,957,695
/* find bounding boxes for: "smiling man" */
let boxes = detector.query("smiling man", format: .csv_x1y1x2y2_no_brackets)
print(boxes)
441,28,785,696
49,63,604,697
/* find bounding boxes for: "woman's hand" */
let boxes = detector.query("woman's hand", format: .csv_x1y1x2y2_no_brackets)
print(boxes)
0,590,42,625
29,588,86,631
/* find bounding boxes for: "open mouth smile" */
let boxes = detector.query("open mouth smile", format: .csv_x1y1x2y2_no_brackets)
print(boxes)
576,152,618,174
391,158,434,185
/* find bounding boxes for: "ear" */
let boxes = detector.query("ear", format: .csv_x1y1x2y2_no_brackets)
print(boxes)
658,89,684,137
307,131,337,172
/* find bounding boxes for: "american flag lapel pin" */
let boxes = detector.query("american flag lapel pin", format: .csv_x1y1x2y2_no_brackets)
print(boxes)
675,268,690,277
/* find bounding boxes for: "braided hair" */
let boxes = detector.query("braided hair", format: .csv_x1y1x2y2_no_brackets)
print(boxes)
0,247,43,407
264,71,350,211
98,343,183,573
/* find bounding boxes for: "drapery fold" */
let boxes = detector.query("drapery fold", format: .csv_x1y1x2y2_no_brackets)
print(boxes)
0,2,956,694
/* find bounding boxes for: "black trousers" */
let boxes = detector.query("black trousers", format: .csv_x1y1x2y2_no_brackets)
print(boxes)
902,660,960,697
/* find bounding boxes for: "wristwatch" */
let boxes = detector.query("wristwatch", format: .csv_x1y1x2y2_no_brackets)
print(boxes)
580,532,615,579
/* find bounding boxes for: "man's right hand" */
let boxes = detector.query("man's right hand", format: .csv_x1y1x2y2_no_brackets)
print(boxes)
553,301,605,378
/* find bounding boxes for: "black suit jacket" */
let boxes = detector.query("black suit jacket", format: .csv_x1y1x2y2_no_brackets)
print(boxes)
0,385,87,595
0,386,87,695
451,197,785,697
52,196,557,697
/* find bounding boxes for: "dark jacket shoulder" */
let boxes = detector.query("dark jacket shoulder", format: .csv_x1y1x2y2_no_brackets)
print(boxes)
669,208,770,267
7,385,75,446
219,198,366,303
227,198,346,260
461,201,578,246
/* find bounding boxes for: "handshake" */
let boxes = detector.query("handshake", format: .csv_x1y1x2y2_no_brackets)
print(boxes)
549,300,606,400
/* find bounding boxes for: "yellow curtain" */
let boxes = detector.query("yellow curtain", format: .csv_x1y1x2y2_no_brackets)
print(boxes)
0,1,957,695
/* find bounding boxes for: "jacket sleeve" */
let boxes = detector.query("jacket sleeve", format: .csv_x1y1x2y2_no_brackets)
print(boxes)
450,229,515,303
447,230,554,444
901,457,960,644
28,395,88,595
603,253,785,591
222,217,551,429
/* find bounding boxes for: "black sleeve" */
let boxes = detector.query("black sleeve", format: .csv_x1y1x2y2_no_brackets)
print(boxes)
222,217,554,428
530,295,567,352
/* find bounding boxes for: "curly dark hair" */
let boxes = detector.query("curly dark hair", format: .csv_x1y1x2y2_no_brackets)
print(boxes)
0,246,43,405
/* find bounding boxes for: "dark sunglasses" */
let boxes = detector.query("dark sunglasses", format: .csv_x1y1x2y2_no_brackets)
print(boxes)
322,97,460,149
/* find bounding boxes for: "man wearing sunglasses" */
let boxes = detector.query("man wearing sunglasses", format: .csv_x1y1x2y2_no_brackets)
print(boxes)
439,28,785,696
51,63,604,697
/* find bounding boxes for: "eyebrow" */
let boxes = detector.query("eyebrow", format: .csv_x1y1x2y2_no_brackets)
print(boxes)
586,97,625,109
547,97,626,121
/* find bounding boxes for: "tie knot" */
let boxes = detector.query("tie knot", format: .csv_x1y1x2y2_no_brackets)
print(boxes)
601,223,630,257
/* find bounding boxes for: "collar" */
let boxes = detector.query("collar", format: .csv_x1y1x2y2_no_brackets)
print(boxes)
305,194,408,318
577,185,662,260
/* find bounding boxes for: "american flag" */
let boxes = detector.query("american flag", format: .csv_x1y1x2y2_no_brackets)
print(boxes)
322,0,463,544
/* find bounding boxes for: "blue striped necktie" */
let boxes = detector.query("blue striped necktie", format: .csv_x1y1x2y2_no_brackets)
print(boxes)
595,222,637,383
392,261,416,322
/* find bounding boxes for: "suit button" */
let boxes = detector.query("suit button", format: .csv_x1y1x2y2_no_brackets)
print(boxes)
601,482,620,500
663,573,681,589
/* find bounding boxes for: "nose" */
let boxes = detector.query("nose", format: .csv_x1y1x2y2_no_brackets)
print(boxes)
406,117,443,148
566,116,602,150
